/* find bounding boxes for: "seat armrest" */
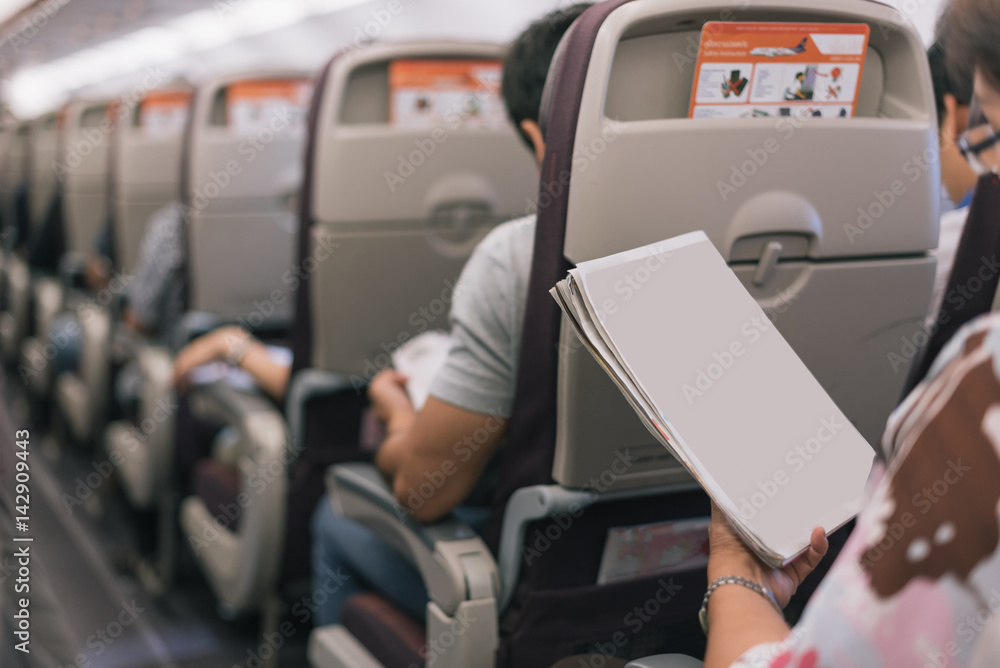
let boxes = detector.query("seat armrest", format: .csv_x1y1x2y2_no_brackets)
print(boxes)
285,368,358,457
177,311,221,345
625,656,703,668
187,381,286,432
327,462,498,616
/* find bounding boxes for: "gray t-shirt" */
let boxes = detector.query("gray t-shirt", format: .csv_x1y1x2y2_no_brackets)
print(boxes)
428,215,536,418
128,202,186,347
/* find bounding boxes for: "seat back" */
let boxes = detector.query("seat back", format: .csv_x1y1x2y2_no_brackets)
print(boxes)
184,70,312,325
111,87,192,275
512,0,938,502
27,111,61,235
298,42,537,377
486,1,938,663
61,99,114,255
0,120,28,246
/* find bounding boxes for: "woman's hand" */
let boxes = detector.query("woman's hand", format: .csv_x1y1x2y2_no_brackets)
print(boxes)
708,503,828,608
368,369,415,428
172,326,248,392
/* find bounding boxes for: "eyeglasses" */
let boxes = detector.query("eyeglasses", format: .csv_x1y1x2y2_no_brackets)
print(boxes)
958,123,1000,175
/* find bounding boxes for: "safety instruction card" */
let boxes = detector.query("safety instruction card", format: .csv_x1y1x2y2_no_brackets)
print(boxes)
688,22,870,119
389,59,508,130
226,79,313,135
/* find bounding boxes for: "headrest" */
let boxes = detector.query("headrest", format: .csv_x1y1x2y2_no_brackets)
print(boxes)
539,26,575,140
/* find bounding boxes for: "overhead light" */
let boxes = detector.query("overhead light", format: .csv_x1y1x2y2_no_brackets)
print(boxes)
5,0,369,117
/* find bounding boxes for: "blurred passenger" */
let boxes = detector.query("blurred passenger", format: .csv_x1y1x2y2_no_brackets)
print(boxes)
308,3,591,626
122,201,186,348
930,39,977,210
702,2,1000,665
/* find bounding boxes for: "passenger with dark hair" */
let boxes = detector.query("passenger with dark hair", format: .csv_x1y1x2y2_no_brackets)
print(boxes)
309,3,592,626
700,1,1000,666
929,39,978,210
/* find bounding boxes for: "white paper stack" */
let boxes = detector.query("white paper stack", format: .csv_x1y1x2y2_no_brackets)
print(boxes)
392,330,453,411
550,231,874,567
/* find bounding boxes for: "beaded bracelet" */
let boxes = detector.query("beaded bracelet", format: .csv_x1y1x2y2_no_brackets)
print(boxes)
699,575,782,634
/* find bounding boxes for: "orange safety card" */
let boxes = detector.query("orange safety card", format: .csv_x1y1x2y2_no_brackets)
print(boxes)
139,90,192,137
688,22,870,119
388,59,507,130
226,79,313,135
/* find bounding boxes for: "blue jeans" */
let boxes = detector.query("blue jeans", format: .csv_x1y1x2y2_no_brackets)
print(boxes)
310,494,491,626
48,313,81,378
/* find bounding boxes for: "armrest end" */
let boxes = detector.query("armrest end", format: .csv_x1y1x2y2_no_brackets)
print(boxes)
327,462,497,614
625,656,703,668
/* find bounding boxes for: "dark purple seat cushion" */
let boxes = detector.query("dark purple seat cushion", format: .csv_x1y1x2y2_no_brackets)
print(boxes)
192,459,241,531
341,593,425,668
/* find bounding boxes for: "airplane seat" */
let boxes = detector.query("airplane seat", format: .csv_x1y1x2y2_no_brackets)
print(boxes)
182,71,313,336
104,68,311,596
313,1,939,666
0,122,30,361
112,87,192,276
96,87,192,501
12,111,65,397
56,90,193,450
625,657,703,668
21,99,115,431
0,115,15,236
180,40,536,628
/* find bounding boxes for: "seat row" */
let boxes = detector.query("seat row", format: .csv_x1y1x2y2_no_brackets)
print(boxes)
0,1,940,666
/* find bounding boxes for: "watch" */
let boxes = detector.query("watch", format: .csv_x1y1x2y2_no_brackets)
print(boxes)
226,329,253,366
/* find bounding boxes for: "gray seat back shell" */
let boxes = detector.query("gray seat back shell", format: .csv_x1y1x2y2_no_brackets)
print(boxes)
185,70,312,324
61,99,114,255
112,88,191,275
0,121,28,235
28,111,61,233
308,41,538,376
552,0,938,492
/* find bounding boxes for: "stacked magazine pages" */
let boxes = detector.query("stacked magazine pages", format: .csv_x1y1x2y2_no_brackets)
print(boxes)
551,231,875,567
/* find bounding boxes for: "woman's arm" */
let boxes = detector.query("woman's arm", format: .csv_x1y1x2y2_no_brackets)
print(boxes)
172,326,291,402
703,505,828,668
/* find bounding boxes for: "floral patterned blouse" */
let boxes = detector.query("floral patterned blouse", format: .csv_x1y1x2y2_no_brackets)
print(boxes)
734,312,1000,668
